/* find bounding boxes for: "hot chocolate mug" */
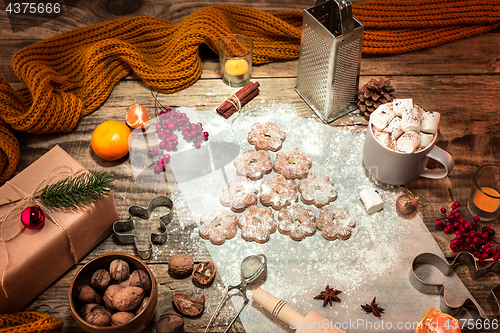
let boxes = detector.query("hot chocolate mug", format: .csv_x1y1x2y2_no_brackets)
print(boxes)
362,120,454,185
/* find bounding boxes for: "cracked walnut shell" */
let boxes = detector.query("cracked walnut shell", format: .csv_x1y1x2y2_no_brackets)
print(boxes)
192,261,216,286
172,293,205,317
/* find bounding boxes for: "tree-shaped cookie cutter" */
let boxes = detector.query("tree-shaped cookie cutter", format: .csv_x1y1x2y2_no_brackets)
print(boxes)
410,251,500,319
113,196,173,260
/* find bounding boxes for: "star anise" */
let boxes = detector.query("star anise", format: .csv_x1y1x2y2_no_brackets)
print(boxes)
361,297,384,317
314,285,341,307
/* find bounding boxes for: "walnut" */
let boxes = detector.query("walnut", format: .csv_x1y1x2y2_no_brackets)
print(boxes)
110,312,135,326
129,270,151,292
80,303,99,318
84,306,110,326
77,285,98,304
156,312,184,333
168,254,194,278
103,284,123,310
172,293,205,317
113,286,144,312
91,269,111,292
110,259,130,282
192,261,216,286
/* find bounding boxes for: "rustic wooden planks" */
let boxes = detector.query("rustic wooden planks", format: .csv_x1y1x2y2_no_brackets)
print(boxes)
1,0,500,331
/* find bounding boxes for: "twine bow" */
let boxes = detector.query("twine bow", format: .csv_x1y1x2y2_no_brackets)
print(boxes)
227,93,242,131
0,166,81,298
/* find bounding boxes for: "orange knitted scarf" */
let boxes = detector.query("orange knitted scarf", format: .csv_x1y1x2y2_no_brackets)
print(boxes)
0,1,498,182
0,311,63,333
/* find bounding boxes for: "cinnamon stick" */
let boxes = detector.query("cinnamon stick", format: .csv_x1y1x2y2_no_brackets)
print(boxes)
216,81,258,114
222,88,260,119
216,81,260,117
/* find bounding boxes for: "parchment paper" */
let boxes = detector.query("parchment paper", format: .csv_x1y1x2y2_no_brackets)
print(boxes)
131,109,480,332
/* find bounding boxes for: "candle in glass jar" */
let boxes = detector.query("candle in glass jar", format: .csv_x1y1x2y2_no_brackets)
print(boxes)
473,187,500,212
224,59,249,76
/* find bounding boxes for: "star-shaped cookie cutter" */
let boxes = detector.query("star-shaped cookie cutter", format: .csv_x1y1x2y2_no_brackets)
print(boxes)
410,251,500,319
113,196,173,260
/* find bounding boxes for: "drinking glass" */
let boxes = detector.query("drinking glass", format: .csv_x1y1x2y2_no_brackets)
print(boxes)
218,34,253,87
467,164,500,221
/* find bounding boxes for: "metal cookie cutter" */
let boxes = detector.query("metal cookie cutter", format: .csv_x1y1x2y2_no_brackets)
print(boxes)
205,254,267,333
113,196,173,260
410,252,500,319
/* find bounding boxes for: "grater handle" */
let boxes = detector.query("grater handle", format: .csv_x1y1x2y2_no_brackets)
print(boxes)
333,0,354,35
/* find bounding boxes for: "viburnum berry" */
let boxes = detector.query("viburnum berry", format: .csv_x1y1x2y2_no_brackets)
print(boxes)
150,106,210,173
436,201,498,263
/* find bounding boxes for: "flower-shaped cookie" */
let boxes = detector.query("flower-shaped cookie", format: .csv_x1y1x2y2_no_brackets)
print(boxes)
234,149,272,180
298,172,338,208
273,148,312,180
316,205,356,241
277,203,316,241
247,122,286,151
199,208,238,245
220,176,259,213
260,174,298,210
238,205,276,243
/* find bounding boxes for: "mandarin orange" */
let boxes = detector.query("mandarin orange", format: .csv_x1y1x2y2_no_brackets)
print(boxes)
91,120,131,161
416,308,461,333
125,104,150,129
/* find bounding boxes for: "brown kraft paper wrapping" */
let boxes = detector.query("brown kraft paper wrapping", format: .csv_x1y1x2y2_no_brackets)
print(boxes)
0,145,119,313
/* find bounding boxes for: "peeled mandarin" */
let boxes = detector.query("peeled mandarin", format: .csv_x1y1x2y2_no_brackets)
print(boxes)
126,103,150,129
416,308,461,333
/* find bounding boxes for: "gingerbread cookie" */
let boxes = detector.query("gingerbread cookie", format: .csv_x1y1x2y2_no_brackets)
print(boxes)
234,149,272,180
247,122,286,151
238,205,277,243
260,174,298,210
316,205,356,241
277,203,316,241
298,172,338,208
273,148,312,180
199,208,238,245
220,176,259,213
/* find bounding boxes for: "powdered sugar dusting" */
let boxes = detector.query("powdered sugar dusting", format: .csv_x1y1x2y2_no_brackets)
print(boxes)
168,110,456,331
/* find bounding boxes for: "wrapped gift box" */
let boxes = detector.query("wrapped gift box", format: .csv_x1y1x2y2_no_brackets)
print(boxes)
0,145,119,313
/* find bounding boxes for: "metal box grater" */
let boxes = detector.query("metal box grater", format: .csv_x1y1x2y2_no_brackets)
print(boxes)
295,0,364,123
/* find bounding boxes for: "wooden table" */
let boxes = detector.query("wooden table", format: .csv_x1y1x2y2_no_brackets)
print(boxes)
1,0,499,331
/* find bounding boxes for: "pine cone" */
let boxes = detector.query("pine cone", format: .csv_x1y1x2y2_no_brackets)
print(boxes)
357,78,396,117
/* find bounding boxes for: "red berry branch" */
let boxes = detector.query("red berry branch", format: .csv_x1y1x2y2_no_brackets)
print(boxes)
147,90,209,174
435,201,498,264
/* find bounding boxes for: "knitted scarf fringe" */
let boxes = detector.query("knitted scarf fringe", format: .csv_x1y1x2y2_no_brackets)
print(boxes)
0,2,498,182
0,312,63,333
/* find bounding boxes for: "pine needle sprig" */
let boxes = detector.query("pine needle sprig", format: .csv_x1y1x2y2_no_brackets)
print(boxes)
39,171,115,209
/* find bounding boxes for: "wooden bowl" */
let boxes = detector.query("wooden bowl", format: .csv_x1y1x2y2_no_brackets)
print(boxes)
69,253,157,333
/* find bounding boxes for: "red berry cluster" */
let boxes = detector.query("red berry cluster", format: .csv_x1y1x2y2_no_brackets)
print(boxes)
435,201,498,264
148,108,209,174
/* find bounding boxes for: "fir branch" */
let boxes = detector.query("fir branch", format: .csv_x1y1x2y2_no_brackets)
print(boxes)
39,171,115,209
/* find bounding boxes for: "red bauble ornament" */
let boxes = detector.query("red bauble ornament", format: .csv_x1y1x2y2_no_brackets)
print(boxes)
21,206,45,229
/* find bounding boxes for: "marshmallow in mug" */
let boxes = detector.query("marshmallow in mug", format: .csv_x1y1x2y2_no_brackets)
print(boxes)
421,111,440,134
370,103,395,130
370,99,440,153
392,98,413,117
383,117,404,140
420,133,434,149
397,131,420,153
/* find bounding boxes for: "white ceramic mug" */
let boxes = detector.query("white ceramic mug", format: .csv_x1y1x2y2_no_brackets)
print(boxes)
362,120,454,185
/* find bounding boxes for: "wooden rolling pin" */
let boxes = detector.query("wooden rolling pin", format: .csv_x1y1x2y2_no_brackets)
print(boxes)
252,287,346,333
